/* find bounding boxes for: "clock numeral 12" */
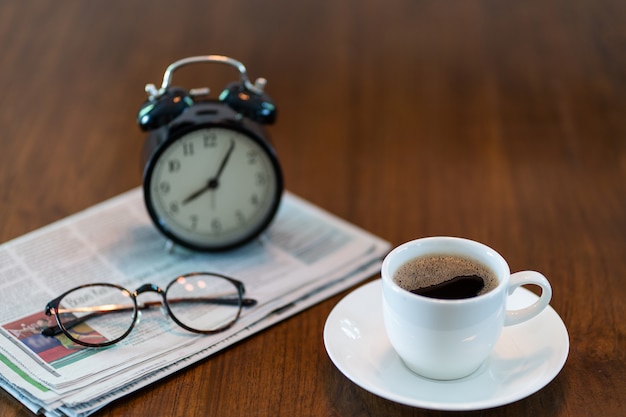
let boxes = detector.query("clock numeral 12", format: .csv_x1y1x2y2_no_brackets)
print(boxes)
203,133,217,147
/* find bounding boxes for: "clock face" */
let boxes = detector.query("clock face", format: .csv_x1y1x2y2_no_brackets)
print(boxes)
144,125,282,250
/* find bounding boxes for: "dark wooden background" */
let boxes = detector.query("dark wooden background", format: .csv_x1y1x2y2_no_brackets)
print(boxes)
1,1,625,416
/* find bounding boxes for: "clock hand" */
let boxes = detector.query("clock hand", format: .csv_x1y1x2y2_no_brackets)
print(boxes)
182,183,210,205
212,139,235,185
182,139,236,205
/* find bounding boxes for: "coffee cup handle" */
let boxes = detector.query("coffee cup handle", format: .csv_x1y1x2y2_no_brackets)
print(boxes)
504,271,552,326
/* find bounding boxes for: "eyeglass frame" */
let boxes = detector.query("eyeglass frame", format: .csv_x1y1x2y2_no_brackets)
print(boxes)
42,272,257,347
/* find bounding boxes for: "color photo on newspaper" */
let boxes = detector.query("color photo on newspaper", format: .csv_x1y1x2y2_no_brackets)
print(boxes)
2,312,99,368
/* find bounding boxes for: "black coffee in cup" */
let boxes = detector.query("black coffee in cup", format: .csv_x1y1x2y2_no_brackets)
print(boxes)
393,254,498,299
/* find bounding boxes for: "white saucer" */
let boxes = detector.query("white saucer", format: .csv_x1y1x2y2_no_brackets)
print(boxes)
323,280,569,411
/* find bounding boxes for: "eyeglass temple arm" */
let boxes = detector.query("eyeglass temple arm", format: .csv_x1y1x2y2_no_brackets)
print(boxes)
41,296,258,337
41,304,135,337
166,296,257,307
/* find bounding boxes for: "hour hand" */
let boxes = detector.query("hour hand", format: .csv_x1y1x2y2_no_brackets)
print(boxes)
182,182,211,205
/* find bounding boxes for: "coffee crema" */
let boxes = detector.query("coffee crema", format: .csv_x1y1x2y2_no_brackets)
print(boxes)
393,254,498,300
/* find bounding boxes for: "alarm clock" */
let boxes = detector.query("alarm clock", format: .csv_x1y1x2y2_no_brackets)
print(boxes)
137,55,283,252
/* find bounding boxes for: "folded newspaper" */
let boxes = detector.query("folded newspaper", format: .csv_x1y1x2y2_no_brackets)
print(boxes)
0,188,390,416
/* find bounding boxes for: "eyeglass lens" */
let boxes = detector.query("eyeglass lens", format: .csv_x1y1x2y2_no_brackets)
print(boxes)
166,274,242,332
52,274,243,347
55,285,136,346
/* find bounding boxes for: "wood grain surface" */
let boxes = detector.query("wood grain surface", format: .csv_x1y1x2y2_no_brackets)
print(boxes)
1,1,625,416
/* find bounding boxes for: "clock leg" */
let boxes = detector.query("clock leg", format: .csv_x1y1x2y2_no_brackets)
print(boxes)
164,239,175,254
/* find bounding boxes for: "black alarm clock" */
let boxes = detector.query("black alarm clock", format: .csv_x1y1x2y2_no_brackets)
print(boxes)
137,55,283,252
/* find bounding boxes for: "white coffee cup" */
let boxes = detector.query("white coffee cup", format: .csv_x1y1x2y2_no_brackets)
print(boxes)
381,236,552,380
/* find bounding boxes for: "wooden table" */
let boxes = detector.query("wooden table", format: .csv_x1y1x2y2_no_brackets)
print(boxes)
1,1,625,416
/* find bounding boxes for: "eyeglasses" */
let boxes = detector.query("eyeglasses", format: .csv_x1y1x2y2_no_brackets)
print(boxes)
42,272,257,347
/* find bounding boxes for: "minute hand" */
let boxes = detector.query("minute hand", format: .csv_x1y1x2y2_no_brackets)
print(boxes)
212,139,235,185
182,139,235,205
